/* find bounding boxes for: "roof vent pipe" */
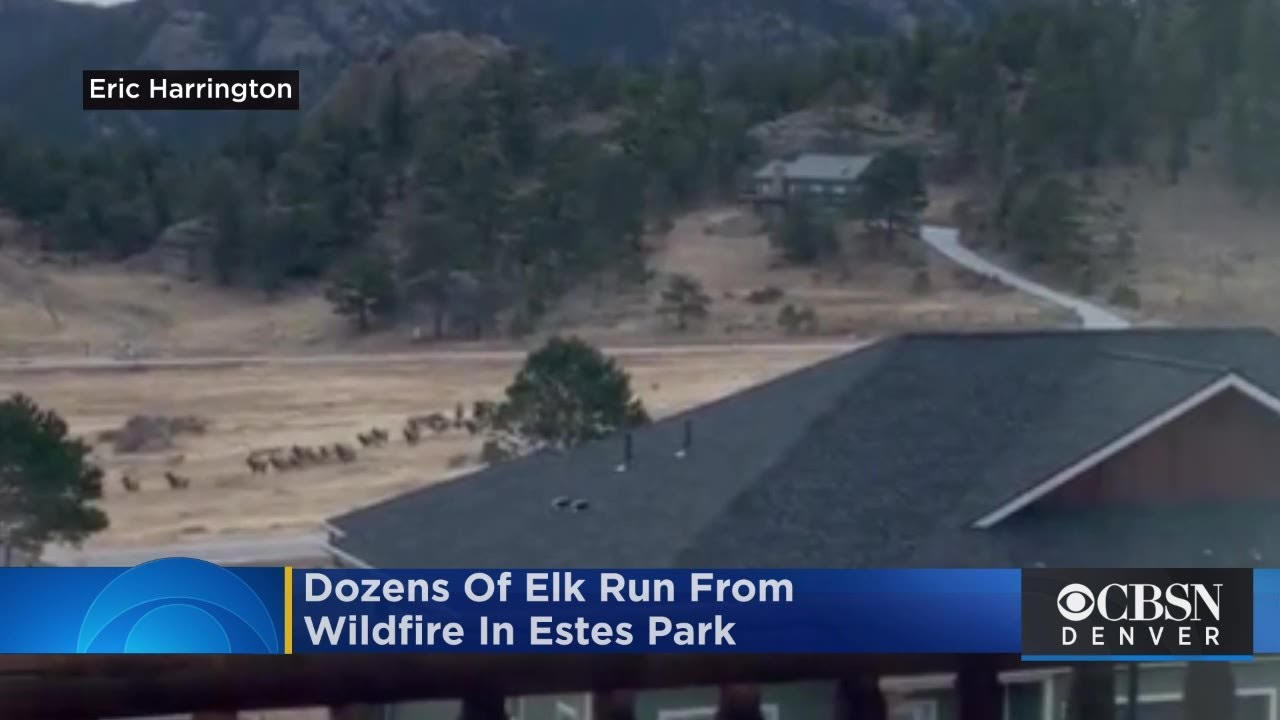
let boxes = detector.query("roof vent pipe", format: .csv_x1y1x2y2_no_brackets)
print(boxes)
675,420,692,459
615,433,633,473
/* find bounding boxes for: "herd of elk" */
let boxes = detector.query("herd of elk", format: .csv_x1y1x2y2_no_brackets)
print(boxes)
246,442,359,474
356,427,391,448
118,471,190,492
115,402,498,495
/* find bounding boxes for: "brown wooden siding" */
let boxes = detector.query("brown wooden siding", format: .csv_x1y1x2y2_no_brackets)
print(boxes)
1037,389,1280,509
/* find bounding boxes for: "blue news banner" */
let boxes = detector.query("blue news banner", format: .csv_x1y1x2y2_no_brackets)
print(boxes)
1,558,1280,655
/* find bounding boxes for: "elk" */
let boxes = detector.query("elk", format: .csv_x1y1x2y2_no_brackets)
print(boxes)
291,445,309,465
357,432,374,448
164,471,190,490
334,444,357,463
370,427,390,445
403,424,422,445
418,413,450,434
269,455,290,472
246,456,269,474
317,446,332,462
453,403,466,428
472,401,497,425
121,475,140,492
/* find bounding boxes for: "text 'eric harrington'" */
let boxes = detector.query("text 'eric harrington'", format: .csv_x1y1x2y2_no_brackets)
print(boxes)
83,70,300,111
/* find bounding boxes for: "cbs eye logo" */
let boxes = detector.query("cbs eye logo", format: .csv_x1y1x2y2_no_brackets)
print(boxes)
76,558,280,653
1057,583,1097,622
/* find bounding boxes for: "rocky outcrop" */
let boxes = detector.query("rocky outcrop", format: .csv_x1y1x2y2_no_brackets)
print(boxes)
314,32,506,124
134,218,215,281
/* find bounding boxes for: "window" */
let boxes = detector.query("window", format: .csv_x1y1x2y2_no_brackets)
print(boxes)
1104,688,1275,720
555,701,580,720
889,699,939,720
657,704,780,720
833,185,846,195
1004,678,1048,720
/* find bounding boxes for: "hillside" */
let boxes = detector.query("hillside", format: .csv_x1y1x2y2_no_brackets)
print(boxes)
0,202,1064,358
0,0,992,138
4,0,1280,351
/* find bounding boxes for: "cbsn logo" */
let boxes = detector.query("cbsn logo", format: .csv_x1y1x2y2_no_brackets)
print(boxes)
1056,581,1222,648
1021,568,1253,659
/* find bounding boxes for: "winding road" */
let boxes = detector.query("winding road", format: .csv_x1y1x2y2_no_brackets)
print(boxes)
921,225,1131,330
31,229,1127,567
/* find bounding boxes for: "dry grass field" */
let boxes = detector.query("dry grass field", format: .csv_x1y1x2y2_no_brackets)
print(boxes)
548,207,1067,337
0,346,845,550
1097,164,1280,328
0,244,346,359
0,204,1071,556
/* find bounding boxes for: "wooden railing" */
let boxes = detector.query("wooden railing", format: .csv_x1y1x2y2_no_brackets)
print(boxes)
0,653,1026,720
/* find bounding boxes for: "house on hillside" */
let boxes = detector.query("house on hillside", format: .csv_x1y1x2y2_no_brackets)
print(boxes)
328,328,1280,720
746,153,874,206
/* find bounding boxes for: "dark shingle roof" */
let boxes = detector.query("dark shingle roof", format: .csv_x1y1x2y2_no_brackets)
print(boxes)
331,328,1280,569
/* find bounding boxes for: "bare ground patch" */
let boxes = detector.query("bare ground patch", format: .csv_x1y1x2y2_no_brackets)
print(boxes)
1098,166,1280,327
0,253,343,357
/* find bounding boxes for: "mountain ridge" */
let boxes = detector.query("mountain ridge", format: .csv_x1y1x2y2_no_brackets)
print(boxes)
0,0,992,138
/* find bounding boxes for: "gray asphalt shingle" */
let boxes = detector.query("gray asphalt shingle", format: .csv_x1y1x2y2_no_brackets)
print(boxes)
331,328,1280,569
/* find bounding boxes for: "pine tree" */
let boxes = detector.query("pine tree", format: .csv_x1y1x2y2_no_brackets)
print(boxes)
324,250,400,333
1006,175,1087,268
772,197,838,264
854,148,928,249
0,394,108,565
1225,0,1280,197
205,158,255,285
1146,1,1207,183
495,337,648,449
657,274,711,331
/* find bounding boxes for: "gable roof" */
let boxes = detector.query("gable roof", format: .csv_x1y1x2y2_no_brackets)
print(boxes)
752,153,875,183
330,328,1280,569
972,372,1280,528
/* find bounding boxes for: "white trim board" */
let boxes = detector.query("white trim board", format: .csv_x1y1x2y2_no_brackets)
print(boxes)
657,704,780,720
324,543,374,569
974,373,1280,529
